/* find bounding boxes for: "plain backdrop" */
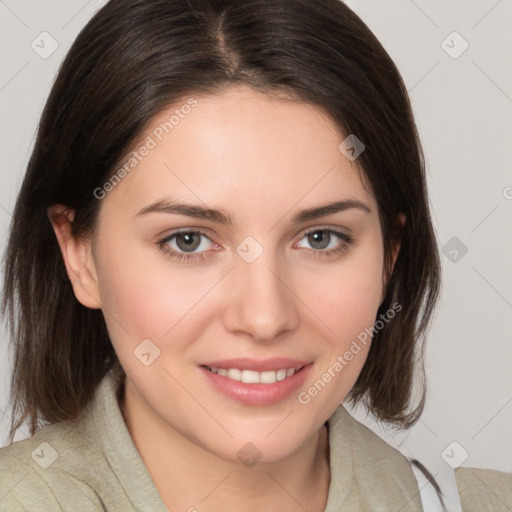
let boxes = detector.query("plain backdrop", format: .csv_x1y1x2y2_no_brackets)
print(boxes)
1,0,511,498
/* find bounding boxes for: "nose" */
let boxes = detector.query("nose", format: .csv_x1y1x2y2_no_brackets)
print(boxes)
221,243,300,343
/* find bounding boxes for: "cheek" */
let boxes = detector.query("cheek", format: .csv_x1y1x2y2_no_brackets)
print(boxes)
302,239,384,394
304,242,384,338
92,231,212,357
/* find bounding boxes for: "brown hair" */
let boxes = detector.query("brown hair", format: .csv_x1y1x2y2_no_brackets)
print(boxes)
2,0,440,443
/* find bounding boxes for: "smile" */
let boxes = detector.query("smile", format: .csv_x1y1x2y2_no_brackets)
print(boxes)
205,366,304,384
199,359,313,406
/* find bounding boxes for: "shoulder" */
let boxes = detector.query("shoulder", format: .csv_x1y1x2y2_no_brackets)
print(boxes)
327,406,424,511
455,466,512,512
0,368,168,511
0,416,100,463
0,420,106,511
331,406,413,467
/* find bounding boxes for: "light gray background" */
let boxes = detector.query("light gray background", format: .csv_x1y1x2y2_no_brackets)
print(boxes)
1,0,511,491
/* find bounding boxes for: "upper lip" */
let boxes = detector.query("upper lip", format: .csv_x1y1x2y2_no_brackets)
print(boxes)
200,358,310,372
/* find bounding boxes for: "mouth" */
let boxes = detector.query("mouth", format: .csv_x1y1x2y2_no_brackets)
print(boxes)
198,358,312,406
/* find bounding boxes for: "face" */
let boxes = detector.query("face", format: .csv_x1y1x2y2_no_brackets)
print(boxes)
63,85,395,463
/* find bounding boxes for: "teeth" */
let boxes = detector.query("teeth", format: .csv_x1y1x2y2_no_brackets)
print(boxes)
207,366,301,384
226,368,242,381
260,371,276,384
276,369,287,381
242,370,260,384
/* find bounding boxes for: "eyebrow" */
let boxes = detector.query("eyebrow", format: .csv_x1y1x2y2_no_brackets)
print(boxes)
135,198,371,225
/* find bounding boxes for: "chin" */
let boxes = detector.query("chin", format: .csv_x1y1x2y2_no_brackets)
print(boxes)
200,415,319,466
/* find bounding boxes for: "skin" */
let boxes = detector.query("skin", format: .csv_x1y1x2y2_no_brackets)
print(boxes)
49,85,402,511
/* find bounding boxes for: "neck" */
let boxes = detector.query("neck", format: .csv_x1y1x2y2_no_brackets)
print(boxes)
119,377,331,512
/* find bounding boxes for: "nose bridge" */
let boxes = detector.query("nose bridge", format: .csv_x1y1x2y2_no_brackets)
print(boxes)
224,235,299,341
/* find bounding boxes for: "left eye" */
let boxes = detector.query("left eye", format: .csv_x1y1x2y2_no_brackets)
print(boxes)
296,229,349,251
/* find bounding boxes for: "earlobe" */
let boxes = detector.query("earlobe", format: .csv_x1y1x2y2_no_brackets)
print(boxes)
47,204,102,309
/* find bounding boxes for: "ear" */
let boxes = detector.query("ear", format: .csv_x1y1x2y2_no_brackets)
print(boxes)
381,213,406,302
47,204,102,309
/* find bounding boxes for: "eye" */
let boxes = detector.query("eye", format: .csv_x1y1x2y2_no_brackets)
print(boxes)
158,230,218,262
295,228,353,258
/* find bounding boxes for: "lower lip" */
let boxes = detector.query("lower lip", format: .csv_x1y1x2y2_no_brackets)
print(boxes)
199,365,313,406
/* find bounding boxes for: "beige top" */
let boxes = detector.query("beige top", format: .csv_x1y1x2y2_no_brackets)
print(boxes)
455,467,512,512
0,367,509,511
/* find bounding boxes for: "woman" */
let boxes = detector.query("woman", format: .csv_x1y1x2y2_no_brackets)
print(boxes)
1,1,510,511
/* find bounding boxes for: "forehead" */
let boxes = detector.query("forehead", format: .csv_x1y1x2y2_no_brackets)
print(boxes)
100,85,376,221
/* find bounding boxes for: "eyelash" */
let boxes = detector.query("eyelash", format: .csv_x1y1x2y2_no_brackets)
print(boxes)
157,227,354,263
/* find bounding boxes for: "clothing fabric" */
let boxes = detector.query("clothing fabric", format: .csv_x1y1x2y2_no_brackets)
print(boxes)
0,367,509,511
455,467,512,512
